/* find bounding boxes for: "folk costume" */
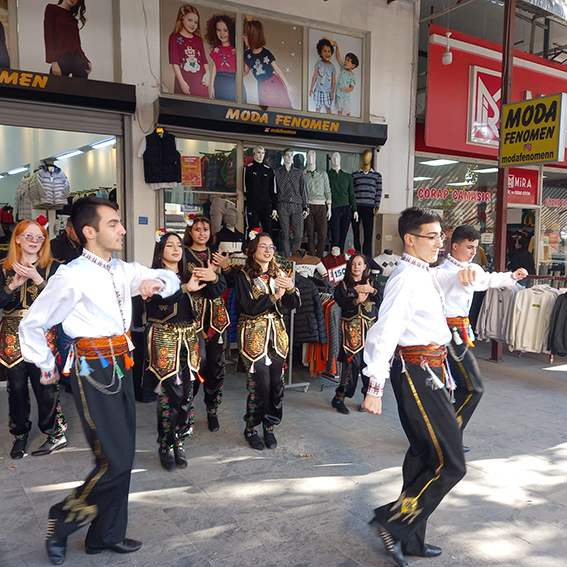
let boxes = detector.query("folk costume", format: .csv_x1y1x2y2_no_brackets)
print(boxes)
184,247,229,419
235,268,300,437
19,249,179,559
332,278,379,403
434,255,516,438
0,260,66,454
143,283,201,454
363,253,466,557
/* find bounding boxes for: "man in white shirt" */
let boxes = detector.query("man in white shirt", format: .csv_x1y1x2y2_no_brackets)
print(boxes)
19,197,180,565
434,226,527,452
362,208,471,567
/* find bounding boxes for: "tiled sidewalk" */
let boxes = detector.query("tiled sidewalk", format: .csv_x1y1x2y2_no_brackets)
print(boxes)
1,342,566,567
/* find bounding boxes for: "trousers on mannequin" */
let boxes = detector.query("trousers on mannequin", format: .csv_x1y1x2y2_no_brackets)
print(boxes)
352,205,374,256
329,205,351,253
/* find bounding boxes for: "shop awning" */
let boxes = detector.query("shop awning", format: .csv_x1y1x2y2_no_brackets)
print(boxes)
517,0,567,23
0,68,136,114
156,97,388,148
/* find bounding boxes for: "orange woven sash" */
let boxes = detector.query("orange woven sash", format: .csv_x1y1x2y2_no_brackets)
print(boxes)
446,316,475,347
396,345,447,367
76,333,131,360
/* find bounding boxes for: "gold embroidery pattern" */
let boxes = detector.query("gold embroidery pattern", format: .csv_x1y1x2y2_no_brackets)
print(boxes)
389,492,422,524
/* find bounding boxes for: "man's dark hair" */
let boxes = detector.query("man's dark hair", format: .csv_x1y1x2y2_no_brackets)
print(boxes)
345,52,359,68
451,225,481,246
71,196,119,246
398,207,442,240
316,38,334,57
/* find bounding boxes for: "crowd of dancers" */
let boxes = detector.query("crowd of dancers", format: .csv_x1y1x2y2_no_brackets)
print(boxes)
1,197,527,566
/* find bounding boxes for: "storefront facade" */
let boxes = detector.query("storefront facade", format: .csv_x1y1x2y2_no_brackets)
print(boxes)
418,24,567,275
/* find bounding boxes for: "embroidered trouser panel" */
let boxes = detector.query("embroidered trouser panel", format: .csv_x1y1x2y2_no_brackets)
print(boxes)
374,358,466,553
6,361,66,438
278,202,304,258
305,204,328,258
193,333,225,414
157,346,195,448
244,349,285,432
334,351,368,401
63,356,136,548
448,336,484,437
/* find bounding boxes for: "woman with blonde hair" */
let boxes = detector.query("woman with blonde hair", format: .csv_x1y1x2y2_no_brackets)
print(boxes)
0,219,66,459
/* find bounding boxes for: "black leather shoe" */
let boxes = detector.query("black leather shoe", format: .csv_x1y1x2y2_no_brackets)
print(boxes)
462,445,471,453
244,430,264,451
333,400,350,414
174,445,188,468
10,436,28,459
358,404,366,412
403,543,442,557
85,538,143,555
369,518,409,567
264,430,277,450
159,447,176,470
207,413,220,432
32,436,68,456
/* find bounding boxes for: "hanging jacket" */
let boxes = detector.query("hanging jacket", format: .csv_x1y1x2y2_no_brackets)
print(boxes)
548,293,567,356
15,177,33,222
142,131,181,184
29,165,70,209
292,274,327,345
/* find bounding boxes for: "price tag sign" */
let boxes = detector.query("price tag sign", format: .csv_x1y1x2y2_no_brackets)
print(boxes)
328,263,347,284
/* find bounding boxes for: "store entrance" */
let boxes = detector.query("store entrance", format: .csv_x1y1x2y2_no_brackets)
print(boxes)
506,207,537,281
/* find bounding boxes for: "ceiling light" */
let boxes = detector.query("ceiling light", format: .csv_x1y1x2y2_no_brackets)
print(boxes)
447,181,475,186
414,177,434,181
56,150,83,160
419,159,459,166
7,166,29,175
476,168,499,173
91,137,116,150
442,31,453,66
0,174,5,179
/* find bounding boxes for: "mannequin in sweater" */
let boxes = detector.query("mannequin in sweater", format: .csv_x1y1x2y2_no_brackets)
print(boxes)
328,152,357,253
305,150,332,257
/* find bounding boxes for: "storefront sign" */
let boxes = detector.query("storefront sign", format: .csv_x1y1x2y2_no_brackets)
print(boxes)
544,197,567,207
500,94,567,166
416,187,491,203
181,156,202,186
0,67,136,113
507,168,538,205
157,97,388,147
426,24,567,165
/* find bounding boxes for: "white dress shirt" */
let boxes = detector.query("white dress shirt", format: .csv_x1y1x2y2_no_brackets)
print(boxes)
433,255,516,318
19,250,180,372
363,254,451,397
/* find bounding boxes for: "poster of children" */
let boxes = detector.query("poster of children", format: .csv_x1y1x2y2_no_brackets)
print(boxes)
161,1,238,102
308,29,362,117
242,15,302,110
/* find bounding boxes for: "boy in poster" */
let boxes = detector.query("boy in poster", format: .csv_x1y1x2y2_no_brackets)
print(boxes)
309,38,336,114
332,40,358,117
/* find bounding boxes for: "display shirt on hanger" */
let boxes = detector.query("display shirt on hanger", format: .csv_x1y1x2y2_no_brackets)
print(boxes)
243,160,277,234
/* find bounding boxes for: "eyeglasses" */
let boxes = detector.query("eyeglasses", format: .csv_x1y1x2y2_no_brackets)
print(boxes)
259,244,277,252
23,233,46,242
409,233,445,244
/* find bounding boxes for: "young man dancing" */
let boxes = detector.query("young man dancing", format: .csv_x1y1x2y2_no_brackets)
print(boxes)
362,207,471,567
19,197,180,565
434,225,527,450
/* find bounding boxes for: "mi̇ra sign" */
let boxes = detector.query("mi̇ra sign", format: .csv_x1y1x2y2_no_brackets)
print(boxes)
0,70,49,89
499,93,567,167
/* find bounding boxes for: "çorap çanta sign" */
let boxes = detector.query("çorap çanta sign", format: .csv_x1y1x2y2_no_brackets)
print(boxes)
499,93,567,166
416,187,491,202
507,167,538,205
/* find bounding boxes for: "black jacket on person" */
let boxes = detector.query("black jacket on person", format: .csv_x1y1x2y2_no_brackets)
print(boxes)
291,274,327,345
548,293,567,356
50,232,81,264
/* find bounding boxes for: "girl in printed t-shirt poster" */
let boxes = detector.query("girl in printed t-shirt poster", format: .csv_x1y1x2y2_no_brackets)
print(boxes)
243,17,296,109
205,13,239,102
169,4,209,98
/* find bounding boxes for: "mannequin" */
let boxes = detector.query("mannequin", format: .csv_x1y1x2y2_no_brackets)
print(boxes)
328,152,357,253
216,205,245,253
274,148,309,257
373,249,400,277
287,248,327,277
304,150,332,258
321,246,348,283
243,146,277,235
352,149,383,256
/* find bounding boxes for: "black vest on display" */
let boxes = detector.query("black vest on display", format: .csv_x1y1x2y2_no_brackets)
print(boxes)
143,131,181,184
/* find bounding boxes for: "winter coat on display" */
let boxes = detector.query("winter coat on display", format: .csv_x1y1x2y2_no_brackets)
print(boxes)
142,131,181,185
548,293,567,356
29,165,70,209
292,274,327,345
15,177,33,222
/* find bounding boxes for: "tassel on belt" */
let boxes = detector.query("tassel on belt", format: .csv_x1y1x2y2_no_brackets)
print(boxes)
446,316,475,347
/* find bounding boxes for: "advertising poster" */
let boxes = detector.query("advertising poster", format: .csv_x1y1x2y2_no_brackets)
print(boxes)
307,28,362,117
15,0,115,81
242,15,302,110
181,155,202,186
161,1,238,102
0,0,9,69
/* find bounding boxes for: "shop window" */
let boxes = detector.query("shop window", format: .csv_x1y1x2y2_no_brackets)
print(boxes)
541,171,567,276
0,124,117,257
413,157,497,268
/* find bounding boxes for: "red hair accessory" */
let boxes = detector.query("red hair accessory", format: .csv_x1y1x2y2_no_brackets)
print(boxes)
249,227,262,240
36,215,49,229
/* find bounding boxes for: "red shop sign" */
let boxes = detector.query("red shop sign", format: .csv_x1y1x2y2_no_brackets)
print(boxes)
507,168,538,205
